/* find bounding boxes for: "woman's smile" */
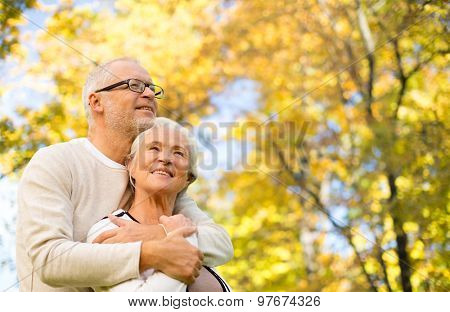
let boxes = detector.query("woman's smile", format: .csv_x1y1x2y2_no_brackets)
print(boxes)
151,170,172,177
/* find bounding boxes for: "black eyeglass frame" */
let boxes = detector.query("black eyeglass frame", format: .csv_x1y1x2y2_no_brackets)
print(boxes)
95,78,165,99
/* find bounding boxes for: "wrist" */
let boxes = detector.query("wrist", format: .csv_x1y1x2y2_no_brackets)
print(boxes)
159,223,169,236
140,240,163,272
145,224,166,241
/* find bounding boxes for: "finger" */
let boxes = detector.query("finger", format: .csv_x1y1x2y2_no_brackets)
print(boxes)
187,219,194,227
198,251,204,262
169,226,197,238
108,214,130,227
187,269,199,284
102,236,121,244
166,226,186,238
187,276,195,285
171,214,186,221
159,215,169,224
92,229,119,243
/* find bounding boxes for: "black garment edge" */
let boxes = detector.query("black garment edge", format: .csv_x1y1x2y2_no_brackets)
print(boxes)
187,266,229,292
204,266,230,292
102,212,230,292
101,210,140,223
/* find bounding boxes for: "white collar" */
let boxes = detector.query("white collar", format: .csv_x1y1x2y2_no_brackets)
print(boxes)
76,138,126,170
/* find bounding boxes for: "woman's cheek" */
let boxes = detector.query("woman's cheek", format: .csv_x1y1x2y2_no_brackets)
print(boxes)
175,158,189,171
144,151,158,164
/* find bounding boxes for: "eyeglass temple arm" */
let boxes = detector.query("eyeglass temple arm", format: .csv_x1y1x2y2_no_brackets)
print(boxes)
95,80,128,92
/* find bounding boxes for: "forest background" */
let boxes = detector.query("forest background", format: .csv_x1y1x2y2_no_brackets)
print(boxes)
0,0,448,291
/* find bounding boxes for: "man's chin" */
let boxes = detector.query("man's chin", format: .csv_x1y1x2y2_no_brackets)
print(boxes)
137,118,155,133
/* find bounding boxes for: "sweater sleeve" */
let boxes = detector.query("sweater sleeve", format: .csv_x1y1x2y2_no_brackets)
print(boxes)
17,147,141,288
174,192,234,267
92,234,198,292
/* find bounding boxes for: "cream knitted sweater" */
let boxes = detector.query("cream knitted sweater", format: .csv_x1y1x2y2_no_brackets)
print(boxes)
16,138,233,291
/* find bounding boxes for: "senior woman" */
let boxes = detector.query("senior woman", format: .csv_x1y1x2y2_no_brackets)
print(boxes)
86,117,230,292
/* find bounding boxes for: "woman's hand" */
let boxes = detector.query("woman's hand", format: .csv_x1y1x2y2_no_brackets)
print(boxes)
92,215,167,243
159,214,194,233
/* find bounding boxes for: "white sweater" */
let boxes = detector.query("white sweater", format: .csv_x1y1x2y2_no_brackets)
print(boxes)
16,138,233,291
86,209,198,292
87,210,231,292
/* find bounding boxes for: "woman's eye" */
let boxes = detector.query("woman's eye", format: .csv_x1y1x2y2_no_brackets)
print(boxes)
174,151,184,157
149,146,160,151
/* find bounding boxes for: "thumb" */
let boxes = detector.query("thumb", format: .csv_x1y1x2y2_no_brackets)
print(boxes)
108,214,129,227
159,215,169,224
168,225,197,238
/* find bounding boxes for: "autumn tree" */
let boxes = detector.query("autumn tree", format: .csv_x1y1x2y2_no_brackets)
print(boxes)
1,0,226,175
0,0,36,59
1,0,448,291
214,0,449,291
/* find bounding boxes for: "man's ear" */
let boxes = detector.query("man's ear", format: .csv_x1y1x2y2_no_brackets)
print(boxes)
88,93,104,114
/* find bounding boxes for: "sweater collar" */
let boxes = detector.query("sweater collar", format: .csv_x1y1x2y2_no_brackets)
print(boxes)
76,138,126,170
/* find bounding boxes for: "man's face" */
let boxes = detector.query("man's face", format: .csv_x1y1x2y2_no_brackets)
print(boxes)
99,61,158,136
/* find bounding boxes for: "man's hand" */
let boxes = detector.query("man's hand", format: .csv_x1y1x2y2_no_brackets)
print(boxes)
141,226,203,284
92,215,166,244
159,214,194,233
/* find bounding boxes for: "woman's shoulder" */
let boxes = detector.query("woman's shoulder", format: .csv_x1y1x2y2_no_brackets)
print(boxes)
85,209,127,243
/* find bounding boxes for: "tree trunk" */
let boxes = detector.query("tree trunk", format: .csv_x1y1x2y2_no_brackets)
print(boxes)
388,173,413,291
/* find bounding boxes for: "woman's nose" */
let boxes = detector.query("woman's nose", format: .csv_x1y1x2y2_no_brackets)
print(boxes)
158,152,172,164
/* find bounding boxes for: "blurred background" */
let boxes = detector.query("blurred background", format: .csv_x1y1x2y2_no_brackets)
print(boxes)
0,0,448,291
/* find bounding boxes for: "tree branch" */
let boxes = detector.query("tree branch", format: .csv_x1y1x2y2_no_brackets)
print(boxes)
376,239,393,291
270,142,379,291
356,0,376,118
392,38,407,120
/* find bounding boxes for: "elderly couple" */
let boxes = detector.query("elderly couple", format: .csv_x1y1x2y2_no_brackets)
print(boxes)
15,58,233,292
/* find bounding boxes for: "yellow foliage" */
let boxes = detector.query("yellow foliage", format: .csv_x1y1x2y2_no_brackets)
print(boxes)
1,0,447,292
410,240,424,260
403,222,419,234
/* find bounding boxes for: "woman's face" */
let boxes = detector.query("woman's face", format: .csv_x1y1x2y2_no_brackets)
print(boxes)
129,126,191,196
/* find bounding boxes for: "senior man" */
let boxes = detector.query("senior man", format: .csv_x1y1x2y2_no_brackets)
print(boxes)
16,57,233,291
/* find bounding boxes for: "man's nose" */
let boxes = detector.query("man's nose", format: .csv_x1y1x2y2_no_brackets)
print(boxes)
142,86,156,99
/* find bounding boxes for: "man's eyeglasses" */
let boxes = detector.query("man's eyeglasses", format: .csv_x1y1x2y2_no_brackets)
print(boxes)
95,78,165,99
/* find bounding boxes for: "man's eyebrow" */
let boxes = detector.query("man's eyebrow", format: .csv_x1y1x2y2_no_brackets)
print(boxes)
135,78,153,84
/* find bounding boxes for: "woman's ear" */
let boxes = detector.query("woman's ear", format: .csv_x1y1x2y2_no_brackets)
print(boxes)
126,156,137,190
125,155,135,172
186,172,195,184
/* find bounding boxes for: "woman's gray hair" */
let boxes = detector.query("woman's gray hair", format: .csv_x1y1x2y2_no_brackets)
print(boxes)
127,117,198,191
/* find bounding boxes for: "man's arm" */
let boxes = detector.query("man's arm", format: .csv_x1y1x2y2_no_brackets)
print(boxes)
17,147,142,287
174,192,234,267
92,231,199,292
91,192,234,268
87,216,202,285
17,147,200,287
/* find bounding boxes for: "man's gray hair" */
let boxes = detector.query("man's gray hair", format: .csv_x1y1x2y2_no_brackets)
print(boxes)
127,117,198,191
82,57,141,123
